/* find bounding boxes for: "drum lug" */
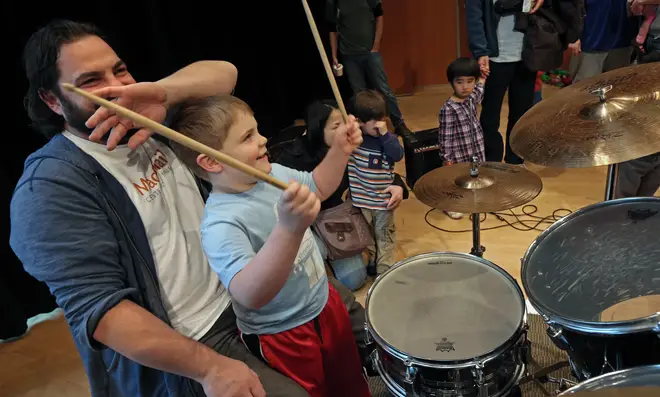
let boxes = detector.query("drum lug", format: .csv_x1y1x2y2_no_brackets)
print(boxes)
364,322,373,345
403,360,419,397
472,363,488,397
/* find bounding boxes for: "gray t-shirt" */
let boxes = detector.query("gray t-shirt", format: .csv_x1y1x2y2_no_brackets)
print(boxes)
490,0,525,63
650,8,660,38
327,0,381,56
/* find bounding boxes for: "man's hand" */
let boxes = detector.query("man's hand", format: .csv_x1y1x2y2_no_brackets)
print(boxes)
332,57,340,67
530,0,544,13
201,358,265,397
277,182,321,234
371,46,379,53
86,82,168,150
333,116,363,154
478,56,490,78
631,0,645,15
384,185,404,210
568,40,581,56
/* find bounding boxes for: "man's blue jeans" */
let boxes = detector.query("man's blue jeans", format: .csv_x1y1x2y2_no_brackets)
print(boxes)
342,51,404,125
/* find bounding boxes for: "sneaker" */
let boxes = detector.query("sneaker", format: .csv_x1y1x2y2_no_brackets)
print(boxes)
444,210,464,220
367,262,378,277
394,121,412,136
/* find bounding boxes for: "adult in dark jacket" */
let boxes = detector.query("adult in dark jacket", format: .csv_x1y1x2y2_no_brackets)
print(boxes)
10,20,369,397
466,0,582,165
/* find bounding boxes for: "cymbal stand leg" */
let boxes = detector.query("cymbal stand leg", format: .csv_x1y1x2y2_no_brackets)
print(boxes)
470,213,485,257
604,163,618,201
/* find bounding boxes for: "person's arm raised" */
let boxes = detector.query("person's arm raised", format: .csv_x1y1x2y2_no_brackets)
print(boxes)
226,182,320,309
86,61,238,150
313,116,363,201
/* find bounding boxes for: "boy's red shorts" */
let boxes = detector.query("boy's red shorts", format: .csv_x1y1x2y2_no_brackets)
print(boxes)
240,282,371,397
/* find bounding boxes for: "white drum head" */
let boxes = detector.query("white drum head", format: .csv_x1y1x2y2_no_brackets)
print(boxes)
366,253,525,362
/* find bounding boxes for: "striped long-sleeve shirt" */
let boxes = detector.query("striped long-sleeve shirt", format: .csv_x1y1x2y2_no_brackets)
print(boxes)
348,132,404,210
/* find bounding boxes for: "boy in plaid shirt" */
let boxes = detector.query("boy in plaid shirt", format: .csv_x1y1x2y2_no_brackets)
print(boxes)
438,57,486,219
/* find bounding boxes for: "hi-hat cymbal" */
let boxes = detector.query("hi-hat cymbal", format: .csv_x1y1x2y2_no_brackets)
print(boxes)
510,62,660,168
413,162,542,213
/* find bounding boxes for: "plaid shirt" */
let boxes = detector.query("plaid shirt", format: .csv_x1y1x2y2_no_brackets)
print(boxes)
438,82,485,164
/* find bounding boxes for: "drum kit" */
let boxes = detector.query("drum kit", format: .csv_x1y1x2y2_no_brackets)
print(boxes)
364,61,660,396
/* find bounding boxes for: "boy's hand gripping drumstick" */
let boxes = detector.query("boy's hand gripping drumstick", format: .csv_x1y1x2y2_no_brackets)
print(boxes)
62,83,289,191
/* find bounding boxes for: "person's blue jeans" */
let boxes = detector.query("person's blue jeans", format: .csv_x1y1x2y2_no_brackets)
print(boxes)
313,232,367,291
342,52,404,125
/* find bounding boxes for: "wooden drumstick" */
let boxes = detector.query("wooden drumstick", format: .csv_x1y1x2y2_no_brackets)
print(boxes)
61,83,289,191
301,0,349,122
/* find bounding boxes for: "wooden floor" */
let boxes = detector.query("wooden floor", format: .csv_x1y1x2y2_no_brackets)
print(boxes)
0,84,648,397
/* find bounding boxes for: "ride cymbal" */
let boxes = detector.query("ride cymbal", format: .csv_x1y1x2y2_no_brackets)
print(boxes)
413,162,542,213
510,62,660,168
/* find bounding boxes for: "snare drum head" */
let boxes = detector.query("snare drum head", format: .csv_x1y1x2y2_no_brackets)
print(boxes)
523,198,660,328
366,252,524,362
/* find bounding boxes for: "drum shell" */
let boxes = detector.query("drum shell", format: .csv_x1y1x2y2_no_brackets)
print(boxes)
521,198,660,381
372,330,527,397
366,252,528,397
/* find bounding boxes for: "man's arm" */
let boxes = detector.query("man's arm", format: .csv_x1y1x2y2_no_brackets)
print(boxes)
372,16,384,52
326,0,340,65
159,61,238,108
87,61,238,150
9,164,262,397
94,300,262,395
465,0,490,58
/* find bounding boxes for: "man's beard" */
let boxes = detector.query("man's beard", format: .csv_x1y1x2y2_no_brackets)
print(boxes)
59,95,136,144
60,94,96,136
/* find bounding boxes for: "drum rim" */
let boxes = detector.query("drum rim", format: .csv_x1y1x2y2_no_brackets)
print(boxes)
521,197,660,335
558,364,660,394
365,251,527,366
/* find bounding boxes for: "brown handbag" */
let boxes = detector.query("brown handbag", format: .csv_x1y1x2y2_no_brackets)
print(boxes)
313,200,374,261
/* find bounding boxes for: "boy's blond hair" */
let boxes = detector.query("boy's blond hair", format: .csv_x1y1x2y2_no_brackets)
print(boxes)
168,95,253,178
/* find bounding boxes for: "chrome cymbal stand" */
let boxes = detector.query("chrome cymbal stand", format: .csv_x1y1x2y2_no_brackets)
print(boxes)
469,155,486,257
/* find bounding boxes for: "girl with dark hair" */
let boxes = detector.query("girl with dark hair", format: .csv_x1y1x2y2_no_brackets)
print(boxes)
275,100,405,290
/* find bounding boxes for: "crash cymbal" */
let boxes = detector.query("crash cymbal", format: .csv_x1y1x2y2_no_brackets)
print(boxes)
510,62,660,168
413,162,542,213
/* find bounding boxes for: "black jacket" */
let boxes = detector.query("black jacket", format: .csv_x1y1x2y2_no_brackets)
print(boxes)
467,0,584,69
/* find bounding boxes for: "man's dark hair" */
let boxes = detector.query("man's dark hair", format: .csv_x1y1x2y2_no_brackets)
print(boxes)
446,57,481,84
350,90,388,123
23,20,104,138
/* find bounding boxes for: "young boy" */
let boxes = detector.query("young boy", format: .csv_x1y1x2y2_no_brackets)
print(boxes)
168,95,371,397
347,90,404,276
438,57,486,220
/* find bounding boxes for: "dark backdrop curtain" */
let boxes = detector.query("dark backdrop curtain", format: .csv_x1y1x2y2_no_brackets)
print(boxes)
3,1,353,339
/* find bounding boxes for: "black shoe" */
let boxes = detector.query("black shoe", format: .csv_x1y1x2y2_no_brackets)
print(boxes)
367,262,378,277
394,122,412,136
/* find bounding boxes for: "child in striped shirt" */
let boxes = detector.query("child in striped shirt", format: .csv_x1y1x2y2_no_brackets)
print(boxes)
347,90,404,275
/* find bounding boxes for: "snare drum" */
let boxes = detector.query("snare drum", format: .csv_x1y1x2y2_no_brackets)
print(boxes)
522,197,660,381
559,364,660,394
365,252,528,397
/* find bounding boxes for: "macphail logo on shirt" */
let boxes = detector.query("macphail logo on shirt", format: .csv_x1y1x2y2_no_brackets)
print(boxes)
133,149,173,196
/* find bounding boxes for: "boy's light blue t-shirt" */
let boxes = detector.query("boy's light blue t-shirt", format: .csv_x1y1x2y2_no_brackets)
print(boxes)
201,164,328,335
